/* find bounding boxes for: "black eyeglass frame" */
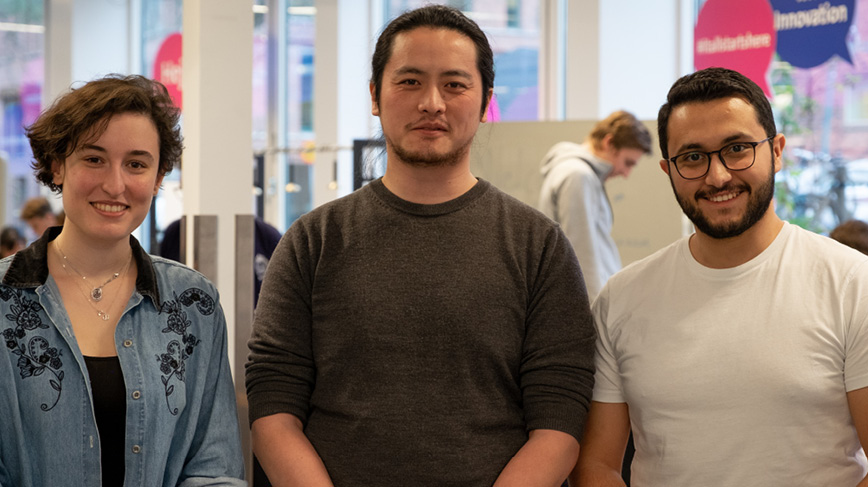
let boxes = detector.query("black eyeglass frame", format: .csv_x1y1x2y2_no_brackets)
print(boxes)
667,136,774,180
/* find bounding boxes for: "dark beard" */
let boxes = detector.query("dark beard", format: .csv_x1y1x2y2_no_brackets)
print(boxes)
672,163,775,239
385,134,472,168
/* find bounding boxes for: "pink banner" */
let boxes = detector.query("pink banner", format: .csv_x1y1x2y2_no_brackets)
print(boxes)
694,0,776,96
153,33,183,110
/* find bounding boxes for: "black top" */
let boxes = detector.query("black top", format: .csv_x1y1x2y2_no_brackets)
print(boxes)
84,355,126,487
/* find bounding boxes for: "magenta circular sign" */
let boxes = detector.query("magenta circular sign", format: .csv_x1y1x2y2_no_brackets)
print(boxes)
694,0,776,97
153,32,183,110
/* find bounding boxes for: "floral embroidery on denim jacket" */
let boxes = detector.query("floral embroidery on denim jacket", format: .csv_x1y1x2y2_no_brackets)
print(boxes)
156,287,213,415
1,287,64,411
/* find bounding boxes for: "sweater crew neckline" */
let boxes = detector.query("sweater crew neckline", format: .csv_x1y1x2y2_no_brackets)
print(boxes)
367,177,490,217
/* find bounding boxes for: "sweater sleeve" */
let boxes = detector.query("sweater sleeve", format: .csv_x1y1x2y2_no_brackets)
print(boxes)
245,222,316,426
519,225,597,442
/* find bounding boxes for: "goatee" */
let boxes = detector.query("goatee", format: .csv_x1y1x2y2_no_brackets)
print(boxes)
385,134,472,168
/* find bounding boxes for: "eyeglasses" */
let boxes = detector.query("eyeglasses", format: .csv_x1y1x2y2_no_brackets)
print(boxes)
667,136,773,180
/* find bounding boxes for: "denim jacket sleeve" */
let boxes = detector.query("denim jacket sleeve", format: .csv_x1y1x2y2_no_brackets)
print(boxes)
176,296,246,487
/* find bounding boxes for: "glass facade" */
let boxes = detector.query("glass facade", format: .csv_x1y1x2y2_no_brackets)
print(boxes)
772,1,868,234
139,0,317,236
142,0,183,250
0,1,45,238
284,1,316,230
695,0,868,235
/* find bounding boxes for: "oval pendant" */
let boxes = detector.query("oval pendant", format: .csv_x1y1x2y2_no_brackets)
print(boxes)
92,287,103,302
100,312,110,321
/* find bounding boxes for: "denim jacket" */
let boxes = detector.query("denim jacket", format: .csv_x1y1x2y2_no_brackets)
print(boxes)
0,228,245,487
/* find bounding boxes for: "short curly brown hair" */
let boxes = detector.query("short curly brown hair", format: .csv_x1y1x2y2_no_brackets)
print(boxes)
26,74,183,192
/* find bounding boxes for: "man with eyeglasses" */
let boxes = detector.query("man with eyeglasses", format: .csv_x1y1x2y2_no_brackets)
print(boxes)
574,67,868,486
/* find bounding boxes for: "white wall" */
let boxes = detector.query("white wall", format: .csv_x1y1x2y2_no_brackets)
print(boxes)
599,1,679,119
181,0,254,378
566,0,694,121
45,0,130,103
314,0,381,203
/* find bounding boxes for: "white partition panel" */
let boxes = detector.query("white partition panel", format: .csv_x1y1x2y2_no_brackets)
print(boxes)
471,120,685,266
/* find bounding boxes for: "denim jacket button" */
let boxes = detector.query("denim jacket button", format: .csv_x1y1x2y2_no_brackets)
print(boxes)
123,339,133,347
132,445,141,454
132,390,141,400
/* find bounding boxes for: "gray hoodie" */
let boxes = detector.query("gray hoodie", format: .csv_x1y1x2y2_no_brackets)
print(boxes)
538,141,620,301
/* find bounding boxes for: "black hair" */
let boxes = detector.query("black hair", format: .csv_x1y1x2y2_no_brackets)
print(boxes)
657,67,776,159
371,4,494,116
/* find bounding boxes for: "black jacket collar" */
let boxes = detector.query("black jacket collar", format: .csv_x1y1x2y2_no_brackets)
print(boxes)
2,226,162,311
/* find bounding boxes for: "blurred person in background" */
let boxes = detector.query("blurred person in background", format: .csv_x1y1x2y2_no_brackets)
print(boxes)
0,226,26,258
538,110,652,302
830,219,868,255
20,196,62,240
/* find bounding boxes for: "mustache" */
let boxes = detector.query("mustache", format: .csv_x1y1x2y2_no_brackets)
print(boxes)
407,118,449,131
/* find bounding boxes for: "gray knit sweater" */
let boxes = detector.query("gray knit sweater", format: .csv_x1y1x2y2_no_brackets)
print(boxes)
246,178,595,486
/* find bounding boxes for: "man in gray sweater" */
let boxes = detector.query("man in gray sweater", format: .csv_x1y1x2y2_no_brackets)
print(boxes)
245,5,596,486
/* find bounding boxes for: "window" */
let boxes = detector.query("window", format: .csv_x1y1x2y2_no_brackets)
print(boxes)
770,0,868,234
384,0,542,121
141,0,183,250
0,1,44,234
695,0,868,235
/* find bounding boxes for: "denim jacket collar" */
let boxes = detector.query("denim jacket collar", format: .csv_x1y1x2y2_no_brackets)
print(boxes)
3,226,162,312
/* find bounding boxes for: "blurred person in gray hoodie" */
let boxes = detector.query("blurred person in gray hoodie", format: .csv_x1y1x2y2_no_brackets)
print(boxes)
538,110,651,300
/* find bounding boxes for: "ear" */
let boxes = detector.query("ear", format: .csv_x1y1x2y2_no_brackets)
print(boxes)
51,159,65,186
659,158,671,176
598,134,620,161
370,82,380,117
481,88,494,123
772,133,786,174
153,172,165,196
601,133,615,151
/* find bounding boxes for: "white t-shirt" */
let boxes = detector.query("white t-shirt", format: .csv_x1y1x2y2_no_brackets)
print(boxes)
593,222,868,486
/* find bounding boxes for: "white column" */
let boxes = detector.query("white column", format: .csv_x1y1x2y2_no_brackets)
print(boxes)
336,0,377,196
264,0,288,228
563,0,692,121
44,0,130,107
44,0,73,104
182,0,254,375
539,0,566,120
314,0,376,206
313,0,340,207
43,0,131,215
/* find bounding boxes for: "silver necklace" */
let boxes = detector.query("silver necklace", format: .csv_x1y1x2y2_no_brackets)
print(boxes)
55,243,133,321
56,242,124,302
